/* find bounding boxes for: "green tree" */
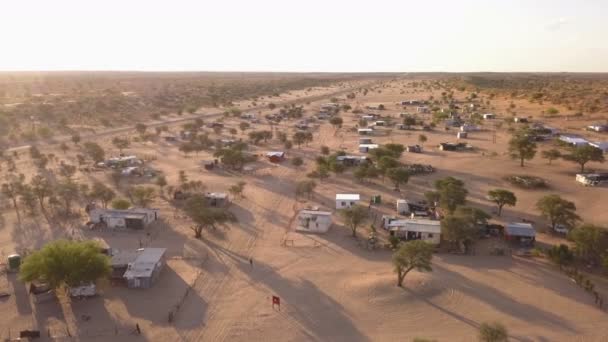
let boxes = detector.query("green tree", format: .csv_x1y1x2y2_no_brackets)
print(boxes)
329,117,343,134
386,167,410,190
31,174,53,212
392,240,433,287
339,205,368,237
291,156,304,167
508,132,537,167
89,182,116,209
155,175,167,195
377,156,399,179
56,180,80,213
111,198,131,210
184,195,236,238
20,240,111,289
562,145,605,172
71,134,81,145
547,244,574,269
418,134,427,146
239,122,250,132
434,177,468,214
536,194,580,231
83,142,105,163
19,185,38,215
293,131,311,148
129,186,156,207
487,189,516,216
321,146,330,155
59,163,77,181
112,137,130,153
441,214,477,253
295,180,316,199
2,174,25,221
541,149,561,165
568,224,608,265
478,322,508,342
228,181,246,199
135,123,147,136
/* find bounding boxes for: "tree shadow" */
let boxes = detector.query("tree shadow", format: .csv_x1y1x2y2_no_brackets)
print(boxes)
235,260,371,342
431,263,578,334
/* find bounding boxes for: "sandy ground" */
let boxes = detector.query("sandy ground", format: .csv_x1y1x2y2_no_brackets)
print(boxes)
0,78,607,341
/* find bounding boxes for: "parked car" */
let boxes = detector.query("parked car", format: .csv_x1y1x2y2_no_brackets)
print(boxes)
552,224,568,235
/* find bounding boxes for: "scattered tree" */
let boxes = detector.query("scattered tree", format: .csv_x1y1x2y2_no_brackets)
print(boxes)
71,134,81,145
20,240,110,289
508,131,537,167
112,137,130,153
434,177,468,214
111,198,131,210
568,224,608,265
89,182,116,209
386,167,410,190
339,205,368,237
547,244,574,269
541,149,561,165
83,142,105,163
295,180,316,199
129,186,156,207
228,181,246,199
392,240,433,287
184,195,236,238
536,194,580,231
487,189,516,216
291,156,303,167
562,145,605,172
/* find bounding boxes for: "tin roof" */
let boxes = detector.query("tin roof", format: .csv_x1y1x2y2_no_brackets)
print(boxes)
123,248,166,279
336,194,360,201
505,223,536,237
388,219,441,234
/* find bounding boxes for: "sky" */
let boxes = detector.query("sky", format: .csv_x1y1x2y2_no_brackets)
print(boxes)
1,0,608,72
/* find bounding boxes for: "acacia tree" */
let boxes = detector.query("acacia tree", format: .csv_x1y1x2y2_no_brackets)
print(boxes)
155,175,167,195
508,132,537,167
568,224,608,265
129,186,156,207
329,116,343,135
487,189,516,216
562,145,605,172
56,180,80,214
441,214,477,253
89,182,116,208
295,180,316,199
83,142,105,164
536,194,580,231
184,195,236,238
112,137,130,153
20,240,111,289
228,181,246,199
386,167,410,190
1,173,25,221
31,174,53,212
339,205,368,237
541,149,561,165
432,177,468,214
392,240,433,287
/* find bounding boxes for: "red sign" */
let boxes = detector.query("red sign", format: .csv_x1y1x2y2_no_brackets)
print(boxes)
272,296,280,306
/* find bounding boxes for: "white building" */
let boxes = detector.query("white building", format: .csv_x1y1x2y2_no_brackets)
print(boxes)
482,113,495,120
416,106,429,113
89,208,159,229
296,210,332,233
589,141,608,153
358,128,374,135
359,144,379,153
386,219,441,245
559,135,589,147
396,199,410,215
336,194,360,209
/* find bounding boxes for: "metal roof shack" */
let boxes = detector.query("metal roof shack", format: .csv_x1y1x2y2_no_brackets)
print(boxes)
123,248,167,288
505,223,536,237
336,194,360,201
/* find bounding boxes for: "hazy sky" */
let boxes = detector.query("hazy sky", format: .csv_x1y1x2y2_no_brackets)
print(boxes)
2,0,607,72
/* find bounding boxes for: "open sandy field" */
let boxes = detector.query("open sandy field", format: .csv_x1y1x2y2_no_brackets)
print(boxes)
0,77,607,341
